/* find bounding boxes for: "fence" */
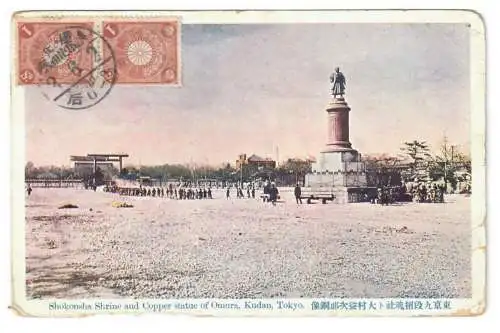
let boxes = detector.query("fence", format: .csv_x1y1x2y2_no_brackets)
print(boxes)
25,178,84,188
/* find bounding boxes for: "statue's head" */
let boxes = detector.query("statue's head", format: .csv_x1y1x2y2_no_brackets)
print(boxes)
335,67,340,73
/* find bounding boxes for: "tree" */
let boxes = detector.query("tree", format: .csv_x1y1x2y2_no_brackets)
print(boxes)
364,154,401,170
25,161,35,178
399,140,432,181
101,165,119,181
364,154,402,187
428,137,471,192
455,152,471,173
276,158,313,186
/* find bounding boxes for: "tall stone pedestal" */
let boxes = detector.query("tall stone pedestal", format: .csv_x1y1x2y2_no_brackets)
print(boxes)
325,97,352,151
304,96,368,203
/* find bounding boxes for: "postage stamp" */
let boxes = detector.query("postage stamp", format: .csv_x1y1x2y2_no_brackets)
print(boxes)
17,21,117,109
10,10,486,317
17,22,95,85
102,20,180,84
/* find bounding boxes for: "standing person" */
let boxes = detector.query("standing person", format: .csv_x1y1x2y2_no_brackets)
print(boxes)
377,187,383,204
438,184,445,203
247,186,251,199
26,184,32,196
263,181,270,202
251,187,255,199
420,184,426,203
269,183,279,206
208,187,212,199
430,184,436,203
423,184,429,203
294,183,302,204
226,187,230,199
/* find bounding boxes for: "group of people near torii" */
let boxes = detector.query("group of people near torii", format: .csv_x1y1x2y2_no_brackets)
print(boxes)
109,184,213,200
104,181,283,205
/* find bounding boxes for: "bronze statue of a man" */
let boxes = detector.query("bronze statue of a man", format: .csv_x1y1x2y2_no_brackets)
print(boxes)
330,67,346,97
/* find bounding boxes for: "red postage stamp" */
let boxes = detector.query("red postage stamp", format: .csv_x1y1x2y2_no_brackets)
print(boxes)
102,20,180,84
17,22,95,85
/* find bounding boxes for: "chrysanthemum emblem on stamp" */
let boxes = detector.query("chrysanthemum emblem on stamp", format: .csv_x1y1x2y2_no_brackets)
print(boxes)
102,20,179,84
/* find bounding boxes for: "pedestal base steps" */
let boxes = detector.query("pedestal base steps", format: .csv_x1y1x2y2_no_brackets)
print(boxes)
304,149,373,203
301,186,376,204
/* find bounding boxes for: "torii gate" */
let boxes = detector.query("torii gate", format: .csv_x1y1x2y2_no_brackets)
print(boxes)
70,153,129,182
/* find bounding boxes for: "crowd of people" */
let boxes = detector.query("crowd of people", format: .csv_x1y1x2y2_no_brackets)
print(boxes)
371,187,405,205
110,182,283,205
409,183,445,203
106,182,278,204
226,185,256,199
370,182,446,205
106,184,213,200
178,187,213,200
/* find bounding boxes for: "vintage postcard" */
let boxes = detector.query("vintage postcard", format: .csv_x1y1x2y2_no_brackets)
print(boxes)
10,10,486,317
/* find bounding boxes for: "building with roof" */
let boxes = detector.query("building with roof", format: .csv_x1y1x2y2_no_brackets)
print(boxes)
236,154,276,170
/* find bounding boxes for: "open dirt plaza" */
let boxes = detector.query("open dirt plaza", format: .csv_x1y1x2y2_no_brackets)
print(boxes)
24,188,471,299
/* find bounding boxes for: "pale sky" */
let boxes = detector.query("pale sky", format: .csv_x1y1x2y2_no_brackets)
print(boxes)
25,23,470,167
